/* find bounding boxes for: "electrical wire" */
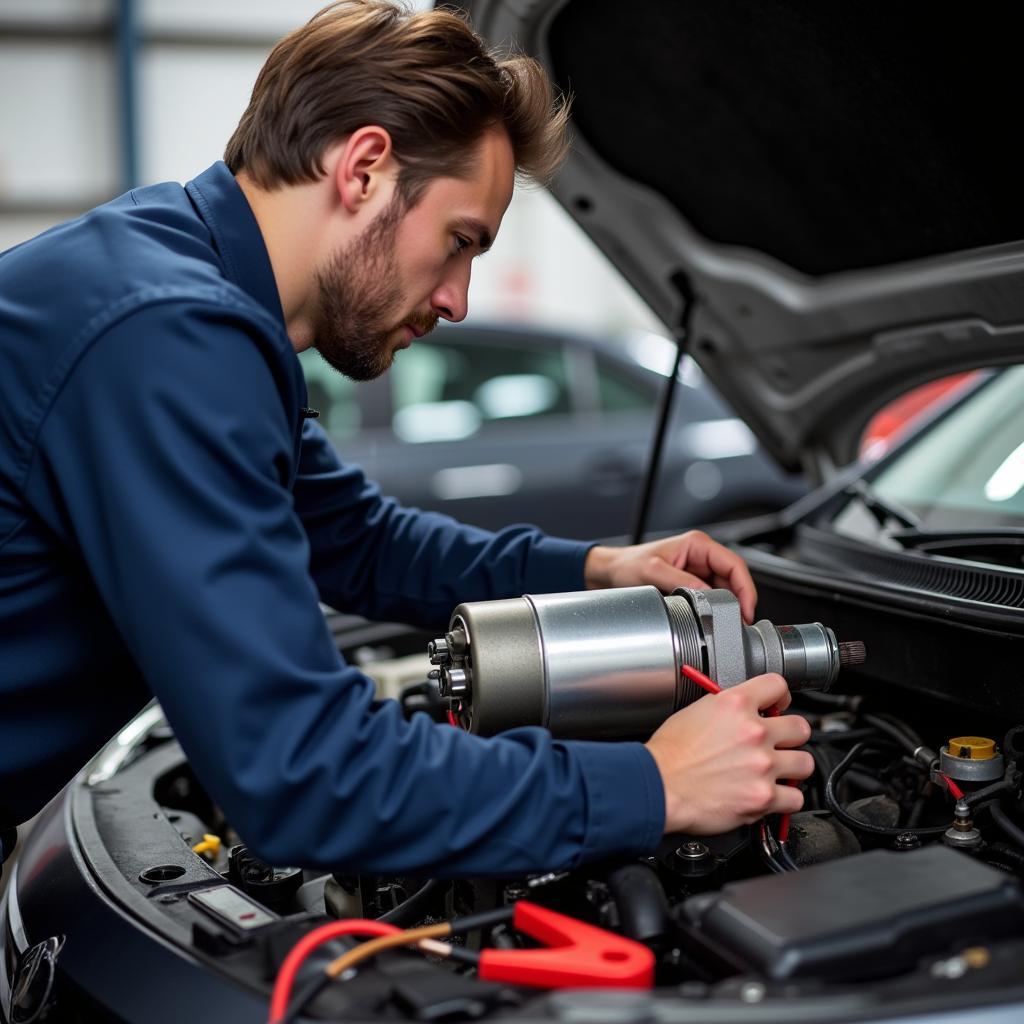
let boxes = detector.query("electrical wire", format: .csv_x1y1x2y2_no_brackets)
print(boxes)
269,919,400,1023
860,713,921,757
824,741,949,838
964,775,1015,808
323,922,452,980
763,701,796,843
774,841,801,872
862,711,923,749
940,774,965,801
322,907,516,982
776,813,792,843
270,905,516,1023
808,746,838,810
759,819,800,872
283,976,331,1022
756,821,786,874
279,929,473,1024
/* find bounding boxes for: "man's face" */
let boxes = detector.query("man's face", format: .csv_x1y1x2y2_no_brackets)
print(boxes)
312,129,515,381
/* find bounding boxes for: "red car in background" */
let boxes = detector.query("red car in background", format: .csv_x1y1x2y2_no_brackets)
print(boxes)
860,372,980,461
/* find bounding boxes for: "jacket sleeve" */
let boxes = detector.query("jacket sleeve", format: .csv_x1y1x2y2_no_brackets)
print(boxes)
27,303,664,875
293,421,594,630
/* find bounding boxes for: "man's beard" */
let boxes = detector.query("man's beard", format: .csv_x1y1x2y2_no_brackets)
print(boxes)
312,195,436,381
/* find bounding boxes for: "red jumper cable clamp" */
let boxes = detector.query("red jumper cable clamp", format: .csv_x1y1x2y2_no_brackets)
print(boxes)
478,901,654,989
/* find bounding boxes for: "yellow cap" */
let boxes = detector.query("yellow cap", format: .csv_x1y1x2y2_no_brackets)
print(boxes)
192,833,222,858
948,736,996,760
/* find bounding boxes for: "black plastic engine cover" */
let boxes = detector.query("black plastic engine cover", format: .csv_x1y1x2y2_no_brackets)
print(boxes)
681,846,1024,981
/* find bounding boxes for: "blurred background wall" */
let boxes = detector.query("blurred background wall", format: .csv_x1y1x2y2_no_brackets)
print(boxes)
0,0,663,336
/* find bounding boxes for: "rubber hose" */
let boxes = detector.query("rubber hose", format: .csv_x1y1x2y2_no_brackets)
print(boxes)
990,804,1024,850
983,842,1024,873
606,862,670,948
825,741,948,838
862,714,920,757
377,879,442,927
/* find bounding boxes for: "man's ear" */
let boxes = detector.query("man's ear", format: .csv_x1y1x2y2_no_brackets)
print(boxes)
334,126,395,214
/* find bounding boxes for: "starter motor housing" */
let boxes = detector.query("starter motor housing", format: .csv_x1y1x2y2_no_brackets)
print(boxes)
428,586,863,738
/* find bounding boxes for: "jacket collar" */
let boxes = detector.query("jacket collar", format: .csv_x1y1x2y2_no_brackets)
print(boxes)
185,161,285,328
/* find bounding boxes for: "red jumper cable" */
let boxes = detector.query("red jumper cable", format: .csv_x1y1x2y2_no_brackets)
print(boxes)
269,902,654,1022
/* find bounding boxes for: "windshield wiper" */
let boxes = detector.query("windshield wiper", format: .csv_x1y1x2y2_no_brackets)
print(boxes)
886,527,1024,550
843,480,921,530
839,482,1024,568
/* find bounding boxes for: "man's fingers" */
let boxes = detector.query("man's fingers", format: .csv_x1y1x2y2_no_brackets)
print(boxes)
679,532,758,623
767,711,812,748
644,558,711,595
771,782,806,816
774,749,815,782
730,672,791,711
637,531,757,622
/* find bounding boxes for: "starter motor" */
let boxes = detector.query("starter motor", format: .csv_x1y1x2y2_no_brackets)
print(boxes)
428,586,865,738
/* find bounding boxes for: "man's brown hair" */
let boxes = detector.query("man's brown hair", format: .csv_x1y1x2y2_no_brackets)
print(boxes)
225,0,570,206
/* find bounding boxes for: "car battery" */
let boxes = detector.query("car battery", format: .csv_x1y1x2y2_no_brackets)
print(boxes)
680,845,1024,981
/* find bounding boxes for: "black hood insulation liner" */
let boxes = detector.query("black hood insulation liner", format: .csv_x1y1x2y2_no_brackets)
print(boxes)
550,0,1024,275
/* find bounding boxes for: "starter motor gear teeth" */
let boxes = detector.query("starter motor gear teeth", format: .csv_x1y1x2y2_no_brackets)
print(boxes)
428,586,863,738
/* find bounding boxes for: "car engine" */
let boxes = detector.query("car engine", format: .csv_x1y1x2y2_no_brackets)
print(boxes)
119,586,1024,1022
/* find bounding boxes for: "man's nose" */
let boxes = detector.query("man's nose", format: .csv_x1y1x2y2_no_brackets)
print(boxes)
430,264,471,323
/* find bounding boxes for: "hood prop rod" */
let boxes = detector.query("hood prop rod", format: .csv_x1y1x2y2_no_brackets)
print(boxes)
631,274,694,544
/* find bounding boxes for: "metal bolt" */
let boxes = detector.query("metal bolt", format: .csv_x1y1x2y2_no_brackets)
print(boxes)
427,638,449,665
676,841,710,860
894,832,921,851
944,826,982,849
433,668,450,697
944,799,982,849
446,627,468,656
444,667,469,698
527,871,568,889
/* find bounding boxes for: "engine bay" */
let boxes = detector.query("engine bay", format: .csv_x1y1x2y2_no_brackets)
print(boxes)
93,585,1024,1023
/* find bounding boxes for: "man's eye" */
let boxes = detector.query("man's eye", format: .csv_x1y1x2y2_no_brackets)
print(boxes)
452,235,471,256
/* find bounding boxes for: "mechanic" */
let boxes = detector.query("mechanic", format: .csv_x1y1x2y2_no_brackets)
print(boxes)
0,1,812,876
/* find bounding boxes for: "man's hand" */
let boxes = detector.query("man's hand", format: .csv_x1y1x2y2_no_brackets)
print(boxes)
584,530,757,623
644,673,813,835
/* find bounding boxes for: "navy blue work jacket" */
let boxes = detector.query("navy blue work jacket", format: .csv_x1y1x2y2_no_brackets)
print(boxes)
0,163,664,875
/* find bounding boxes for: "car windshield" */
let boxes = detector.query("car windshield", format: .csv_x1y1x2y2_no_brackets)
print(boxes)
834,365,1024,536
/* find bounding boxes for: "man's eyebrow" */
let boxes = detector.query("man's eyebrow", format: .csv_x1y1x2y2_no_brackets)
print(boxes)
454,218,493,253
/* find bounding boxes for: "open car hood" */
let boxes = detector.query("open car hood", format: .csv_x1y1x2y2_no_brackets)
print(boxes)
460,0,1024,474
